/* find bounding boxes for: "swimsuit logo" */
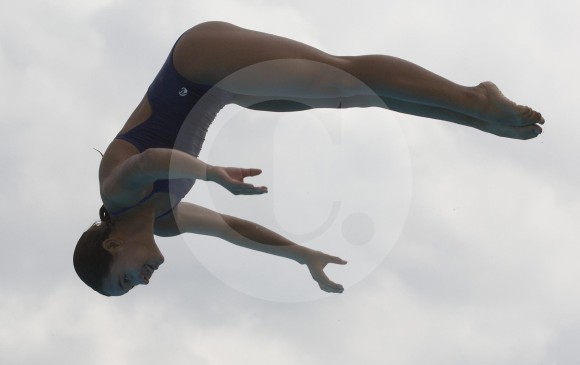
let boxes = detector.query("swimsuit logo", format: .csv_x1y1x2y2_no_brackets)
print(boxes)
179,87,188,97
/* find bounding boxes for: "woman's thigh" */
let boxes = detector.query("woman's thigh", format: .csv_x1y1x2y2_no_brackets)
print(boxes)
173,22,363,100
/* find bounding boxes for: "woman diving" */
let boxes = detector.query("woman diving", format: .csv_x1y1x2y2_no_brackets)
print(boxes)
74,21,544,296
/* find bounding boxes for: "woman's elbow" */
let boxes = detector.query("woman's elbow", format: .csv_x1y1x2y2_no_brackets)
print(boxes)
138,148,168,179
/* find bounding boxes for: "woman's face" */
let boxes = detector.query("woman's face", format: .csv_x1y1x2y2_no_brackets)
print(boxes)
101,237,164,296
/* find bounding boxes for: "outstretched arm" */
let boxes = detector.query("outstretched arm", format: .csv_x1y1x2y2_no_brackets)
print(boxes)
156,202,347,293
102,148,267,203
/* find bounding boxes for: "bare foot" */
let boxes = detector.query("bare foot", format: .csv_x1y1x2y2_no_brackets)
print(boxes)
475,120,543,140
476,81,544,127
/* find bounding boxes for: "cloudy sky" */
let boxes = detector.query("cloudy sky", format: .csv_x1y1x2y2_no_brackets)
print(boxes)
1,0,580,364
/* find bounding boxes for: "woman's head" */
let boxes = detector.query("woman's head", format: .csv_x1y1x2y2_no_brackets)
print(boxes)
73,206,164,296
73,206,114,295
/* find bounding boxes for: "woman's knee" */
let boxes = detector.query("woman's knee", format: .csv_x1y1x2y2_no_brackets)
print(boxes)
190,20,237,32
315,56,369,97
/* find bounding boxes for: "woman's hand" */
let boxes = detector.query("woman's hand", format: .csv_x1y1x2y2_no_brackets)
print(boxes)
303,249,347,293
208,166,268,195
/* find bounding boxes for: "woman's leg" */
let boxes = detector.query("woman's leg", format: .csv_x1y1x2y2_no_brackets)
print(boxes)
370,95,542,140
338,56,543,129
174,22,543,138
239,94,541,140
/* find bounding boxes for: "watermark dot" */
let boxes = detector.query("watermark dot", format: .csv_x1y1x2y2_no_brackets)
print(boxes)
342,212,375,246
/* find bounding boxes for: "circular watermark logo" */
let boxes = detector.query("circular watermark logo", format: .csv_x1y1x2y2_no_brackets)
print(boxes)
171,59,413,302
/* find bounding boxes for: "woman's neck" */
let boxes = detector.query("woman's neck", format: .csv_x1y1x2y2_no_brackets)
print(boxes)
110,207,156,238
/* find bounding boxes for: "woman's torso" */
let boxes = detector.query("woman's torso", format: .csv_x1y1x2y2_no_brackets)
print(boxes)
99,31,234,220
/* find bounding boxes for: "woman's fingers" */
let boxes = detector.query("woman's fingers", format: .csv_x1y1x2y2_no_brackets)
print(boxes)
242,168,263,177
215,167,266,194
329,255,347,265
318,279,344,293
217,167,267,195
308,254,346,293
229,183,268,195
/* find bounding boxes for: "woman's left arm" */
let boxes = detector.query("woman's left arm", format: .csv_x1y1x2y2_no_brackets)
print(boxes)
156,202,346,293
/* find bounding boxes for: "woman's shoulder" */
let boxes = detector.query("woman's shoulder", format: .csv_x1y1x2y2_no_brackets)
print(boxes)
98,139,139,183
98,140,150,209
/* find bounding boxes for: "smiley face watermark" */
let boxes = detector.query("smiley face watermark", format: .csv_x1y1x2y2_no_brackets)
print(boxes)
171,59,413,302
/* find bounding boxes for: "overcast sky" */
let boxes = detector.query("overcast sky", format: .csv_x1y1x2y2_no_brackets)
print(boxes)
1,0,580,364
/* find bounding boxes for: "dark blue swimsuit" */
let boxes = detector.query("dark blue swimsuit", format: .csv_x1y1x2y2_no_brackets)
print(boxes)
112,38,233,218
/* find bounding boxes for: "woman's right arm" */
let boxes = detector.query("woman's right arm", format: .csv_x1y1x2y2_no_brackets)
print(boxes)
102,148,267,201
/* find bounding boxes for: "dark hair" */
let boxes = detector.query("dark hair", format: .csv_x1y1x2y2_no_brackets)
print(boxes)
73,205,114,295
